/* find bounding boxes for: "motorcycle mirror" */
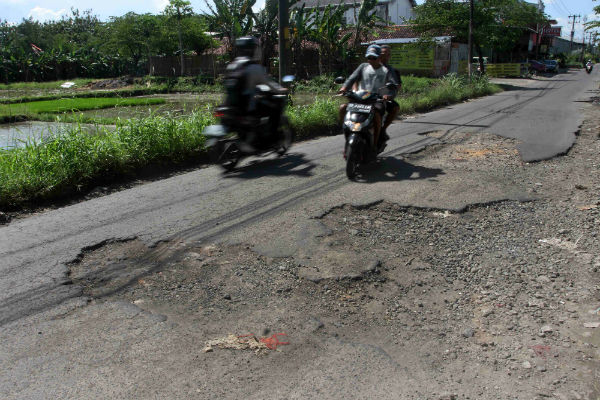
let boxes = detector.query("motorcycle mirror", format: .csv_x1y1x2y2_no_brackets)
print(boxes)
386,82,397,89
334,76,345,84
282,75,295,83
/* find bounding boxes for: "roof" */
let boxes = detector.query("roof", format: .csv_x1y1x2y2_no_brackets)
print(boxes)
364,25,419,40
367,36,451,45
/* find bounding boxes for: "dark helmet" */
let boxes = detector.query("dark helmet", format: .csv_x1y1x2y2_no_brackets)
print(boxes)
235,36,259,58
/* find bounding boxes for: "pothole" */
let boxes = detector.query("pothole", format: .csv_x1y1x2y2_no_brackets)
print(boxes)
66,237,177,298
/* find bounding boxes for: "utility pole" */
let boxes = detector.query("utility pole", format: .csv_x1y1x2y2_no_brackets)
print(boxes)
535,0,543,59
278,0,289,84
468,0,474,79
569,14,581,52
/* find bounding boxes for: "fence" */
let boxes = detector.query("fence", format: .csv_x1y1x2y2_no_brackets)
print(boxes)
149,51,360,80
148,55,227,79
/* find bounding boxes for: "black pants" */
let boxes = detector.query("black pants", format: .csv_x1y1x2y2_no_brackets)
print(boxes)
257,96,284,139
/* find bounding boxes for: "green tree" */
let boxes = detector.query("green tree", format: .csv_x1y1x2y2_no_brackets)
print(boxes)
253,0,279,68
164,0,194,75
289,2,315,77
308,3,352,74
204,0,256,59
105,13,160,73
351,0,381,48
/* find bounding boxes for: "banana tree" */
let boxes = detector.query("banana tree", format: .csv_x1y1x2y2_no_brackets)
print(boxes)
204,0,256,59
308,3,351,74
289,2,315,77
351,0,381,48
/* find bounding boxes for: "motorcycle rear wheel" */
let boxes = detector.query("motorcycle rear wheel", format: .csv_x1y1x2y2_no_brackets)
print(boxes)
276,116,294,156
218,141,241,171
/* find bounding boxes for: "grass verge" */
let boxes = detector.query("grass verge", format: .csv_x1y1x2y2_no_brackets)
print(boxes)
0,97,166,123
0,110,214,209
0,74,501,210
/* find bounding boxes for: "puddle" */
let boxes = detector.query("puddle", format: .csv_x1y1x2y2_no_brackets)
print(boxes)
0,121,113,150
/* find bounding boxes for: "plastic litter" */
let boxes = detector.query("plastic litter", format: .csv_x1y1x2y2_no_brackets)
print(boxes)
60,81,76,88
204,333,289,354
530,344,551,358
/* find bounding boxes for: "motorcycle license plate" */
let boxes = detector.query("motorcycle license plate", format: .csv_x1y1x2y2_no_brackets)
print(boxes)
347,103,372,113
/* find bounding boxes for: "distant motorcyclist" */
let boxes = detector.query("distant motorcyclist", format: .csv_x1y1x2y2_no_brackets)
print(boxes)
224,36,287,148
338,44,398,152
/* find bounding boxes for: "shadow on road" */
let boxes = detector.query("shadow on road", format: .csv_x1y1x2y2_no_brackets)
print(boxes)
223,152,316,179
403,121,490,128
496,84,554,91
355,157,444,183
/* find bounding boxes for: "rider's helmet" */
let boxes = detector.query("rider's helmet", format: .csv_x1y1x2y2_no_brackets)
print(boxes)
235,36,260,59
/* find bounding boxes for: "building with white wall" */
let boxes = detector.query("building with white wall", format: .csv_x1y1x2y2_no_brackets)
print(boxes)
295,0,416,25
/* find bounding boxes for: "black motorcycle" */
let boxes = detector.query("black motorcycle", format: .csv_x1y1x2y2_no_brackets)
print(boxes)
204,77,294,171
335,77,396,180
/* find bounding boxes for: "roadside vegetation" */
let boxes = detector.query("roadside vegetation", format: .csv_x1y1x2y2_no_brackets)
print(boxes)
0,74,500,209
0,110,214,209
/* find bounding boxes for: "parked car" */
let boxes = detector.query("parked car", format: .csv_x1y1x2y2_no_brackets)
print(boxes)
543,60,558,72
528,60,547,73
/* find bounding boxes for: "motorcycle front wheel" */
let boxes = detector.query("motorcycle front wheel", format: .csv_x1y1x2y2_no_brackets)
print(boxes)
345,144,359,180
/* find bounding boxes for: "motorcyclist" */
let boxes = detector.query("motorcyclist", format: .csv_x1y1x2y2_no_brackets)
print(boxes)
224,36,287,149
338,44,398,153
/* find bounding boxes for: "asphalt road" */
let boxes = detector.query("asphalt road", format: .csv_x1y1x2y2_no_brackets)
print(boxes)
0,69,596,328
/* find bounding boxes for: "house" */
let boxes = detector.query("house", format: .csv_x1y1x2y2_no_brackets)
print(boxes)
294,0,416,25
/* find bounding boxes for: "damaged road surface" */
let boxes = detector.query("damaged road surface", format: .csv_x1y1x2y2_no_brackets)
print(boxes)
1,70,599,399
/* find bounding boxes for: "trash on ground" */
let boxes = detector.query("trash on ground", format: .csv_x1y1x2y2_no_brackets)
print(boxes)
578,204,598,211
583,322,600,329
432,211,452,218
60,81,76,88
530,344,552,358
204,333,289,354
538,238,578,251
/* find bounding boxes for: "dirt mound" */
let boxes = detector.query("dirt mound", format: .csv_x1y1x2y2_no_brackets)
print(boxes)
87,77,133,90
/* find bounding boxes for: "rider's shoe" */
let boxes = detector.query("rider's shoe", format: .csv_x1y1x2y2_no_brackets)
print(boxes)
239,141,256,153
381,128,390,142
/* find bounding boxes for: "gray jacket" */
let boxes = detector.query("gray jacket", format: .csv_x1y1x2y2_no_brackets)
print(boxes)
343,63,399,98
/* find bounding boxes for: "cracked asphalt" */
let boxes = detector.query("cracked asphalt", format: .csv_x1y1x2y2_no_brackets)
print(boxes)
1,69,599,399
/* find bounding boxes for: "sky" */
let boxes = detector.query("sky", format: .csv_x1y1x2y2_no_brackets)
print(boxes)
1,0,597,42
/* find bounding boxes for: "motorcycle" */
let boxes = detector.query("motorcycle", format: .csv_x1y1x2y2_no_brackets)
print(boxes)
204,76,295,172
335,77,397,180
586,63,593,74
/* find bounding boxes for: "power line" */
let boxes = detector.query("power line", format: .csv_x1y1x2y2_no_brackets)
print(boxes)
550,2,569,18
556,0,572,16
